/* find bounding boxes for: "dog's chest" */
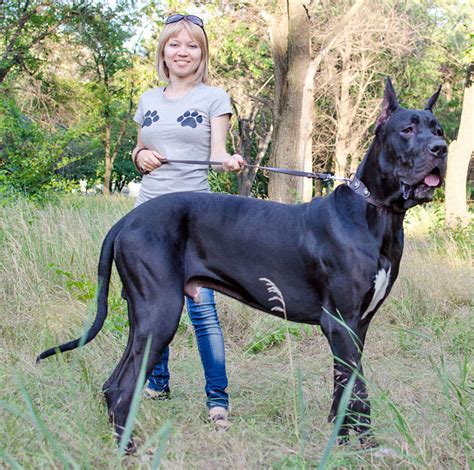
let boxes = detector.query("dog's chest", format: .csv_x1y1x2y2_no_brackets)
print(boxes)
361,267,391,319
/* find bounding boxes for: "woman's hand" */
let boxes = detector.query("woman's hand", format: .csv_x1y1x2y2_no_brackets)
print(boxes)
135,149,166,173
221,153,244,172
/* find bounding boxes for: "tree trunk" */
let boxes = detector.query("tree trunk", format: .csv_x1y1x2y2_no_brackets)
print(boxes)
334,42,353,179
268,0,313,203
237,111,273,197
445,64,473,226
103,116,112,195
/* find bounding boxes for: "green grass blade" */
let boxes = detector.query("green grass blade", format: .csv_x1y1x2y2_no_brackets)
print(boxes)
0,450,24,470
296,367,307,458
117,334,152,457
392,326,432,341
150,421,172,470
321,307,362,352
0,399,28,419
13,371,79,469
386,399,415,448
317,372,357,470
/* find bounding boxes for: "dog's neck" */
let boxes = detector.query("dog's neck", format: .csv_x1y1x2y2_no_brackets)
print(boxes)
355,137,411,213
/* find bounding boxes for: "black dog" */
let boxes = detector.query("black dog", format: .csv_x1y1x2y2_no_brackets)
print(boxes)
38,79,447,451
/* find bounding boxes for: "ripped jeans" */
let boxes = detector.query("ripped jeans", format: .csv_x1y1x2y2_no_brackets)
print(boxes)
146,288,229,410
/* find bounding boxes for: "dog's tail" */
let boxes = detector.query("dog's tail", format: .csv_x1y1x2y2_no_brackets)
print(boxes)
36,218,124,363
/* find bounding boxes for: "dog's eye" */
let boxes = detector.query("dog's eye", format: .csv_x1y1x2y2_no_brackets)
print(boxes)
401,127,413,134
436,128,444,137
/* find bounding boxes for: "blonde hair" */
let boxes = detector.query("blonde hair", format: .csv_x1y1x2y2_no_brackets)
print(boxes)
155,19,209,85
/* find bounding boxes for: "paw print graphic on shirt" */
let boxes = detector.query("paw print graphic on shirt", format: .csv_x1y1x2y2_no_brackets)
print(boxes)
177,110,203,128
142,110,159,128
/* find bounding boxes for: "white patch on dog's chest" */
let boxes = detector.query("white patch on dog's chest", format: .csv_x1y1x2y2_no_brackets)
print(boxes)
361,267,391,319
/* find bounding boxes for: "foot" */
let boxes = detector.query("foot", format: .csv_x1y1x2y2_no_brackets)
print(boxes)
208,406,230,431
359,433,378,449
143,386,170,400
124,438,138,455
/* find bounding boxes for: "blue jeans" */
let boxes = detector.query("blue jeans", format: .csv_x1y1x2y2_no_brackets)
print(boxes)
147,288,229,410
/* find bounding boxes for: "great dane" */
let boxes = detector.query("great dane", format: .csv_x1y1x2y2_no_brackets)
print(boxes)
38,79,447,451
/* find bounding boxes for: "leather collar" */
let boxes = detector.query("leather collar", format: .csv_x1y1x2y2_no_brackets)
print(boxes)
348,175,406,214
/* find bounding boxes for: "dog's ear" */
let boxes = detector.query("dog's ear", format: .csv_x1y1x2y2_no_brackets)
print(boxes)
425,85,442,112
376,77,399,128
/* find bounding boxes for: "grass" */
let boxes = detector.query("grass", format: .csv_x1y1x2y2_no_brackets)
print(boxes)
0,195,472,469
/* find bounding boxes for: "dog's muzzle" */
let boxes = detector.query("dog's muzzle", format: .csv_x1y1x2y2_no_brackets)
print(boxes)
402,163,445,202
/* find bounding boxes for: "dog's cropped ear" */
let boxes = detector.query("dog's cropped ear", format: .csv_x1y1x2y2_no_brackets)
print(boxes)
376,77,400,129
425,85,442,112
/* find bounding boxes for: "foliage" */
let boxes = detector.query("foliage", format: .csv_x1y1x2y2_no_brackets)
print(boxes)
396,0,473,142
0,0,471,201
0,0,76,83
245,323,313,354
427,203,474,259
48,262,129,336
0,98,70,201
67,0,140,193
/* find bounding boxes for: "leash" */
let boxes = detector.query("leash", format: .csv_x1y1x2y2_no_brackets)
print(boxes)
161,158,350,182
161,159,404,211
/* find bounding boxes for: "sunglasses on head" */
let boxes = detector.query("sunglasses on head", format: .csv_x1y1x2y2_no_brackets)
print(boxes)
165,14,204,28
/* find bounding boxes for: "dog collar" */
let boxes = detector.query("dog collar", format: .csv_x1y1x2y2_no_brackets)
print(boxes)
348,175,406,214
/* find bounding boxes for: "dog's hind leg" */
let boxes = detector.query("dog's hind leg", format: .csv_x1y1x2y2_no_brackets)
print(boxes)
103,296,135,394
320,312,375,446
103,291,184,453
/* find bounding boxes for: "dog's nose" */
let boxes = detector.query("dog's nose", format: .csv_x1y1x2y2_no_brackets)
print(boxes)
428,140,447,158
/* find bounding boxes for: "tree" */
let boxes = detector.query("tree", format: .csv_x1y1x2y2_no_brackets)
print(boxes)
208,8,274,196
445,63,473,225
315,1,415,178
72,1,137,194
0,97,71,199
265,0,313,203
265,0,366,203
0,0,78,84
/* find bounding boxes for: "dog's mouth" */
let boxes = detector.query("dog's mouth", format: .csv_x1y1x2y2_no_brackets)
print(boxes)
402,166,444,201
422,166,443,188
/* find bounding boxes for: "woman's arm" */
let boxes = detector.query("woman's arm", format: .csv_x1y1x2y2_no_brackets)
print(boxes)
210,115,244,172
131,128,165,174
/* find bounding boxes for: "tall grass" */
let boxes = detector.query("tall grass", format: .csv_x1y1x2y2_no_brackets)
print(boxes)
1,196,472,468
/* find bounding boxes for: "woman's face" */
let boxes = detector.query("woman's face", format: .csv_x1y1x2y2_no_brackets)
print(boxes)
164,29,202,81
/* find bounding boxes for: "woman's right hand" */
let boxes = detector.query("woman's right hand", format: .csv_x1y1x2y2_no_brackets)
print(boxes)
136,149,166,173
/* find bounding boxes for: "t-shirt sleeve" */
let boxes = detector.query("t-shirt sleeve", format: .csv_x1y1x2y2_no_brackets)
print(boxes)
133,95,144,125
209,88,233,119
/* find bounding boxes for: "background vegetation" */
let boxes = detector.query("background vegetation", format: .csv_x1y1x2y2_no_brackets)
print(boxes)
1,0,472,204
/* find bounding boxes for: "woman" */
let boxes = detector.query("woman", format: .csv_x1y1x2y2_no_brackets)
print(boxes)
131,13,244,431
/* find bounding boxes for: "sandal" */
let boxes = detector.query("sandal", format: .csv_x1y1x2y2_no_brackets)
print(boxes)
208,406,231,431
143,386,171,400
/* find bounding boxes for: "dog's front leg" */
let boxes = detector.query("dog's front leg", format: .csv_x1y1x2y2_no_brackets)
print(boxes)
320,313,375,446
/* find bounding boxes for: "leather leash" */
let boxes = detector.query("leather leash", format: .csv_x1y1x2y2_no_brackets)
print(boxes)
161,159,405,212
161,158,350,182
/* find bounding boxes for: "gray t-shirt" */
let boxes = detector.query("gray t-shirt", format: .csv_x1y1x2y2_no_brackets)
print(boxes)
133,83,232,205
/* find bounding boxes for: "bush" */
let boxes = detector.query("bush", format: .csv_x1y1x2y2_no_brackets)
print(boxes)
0,99,69,201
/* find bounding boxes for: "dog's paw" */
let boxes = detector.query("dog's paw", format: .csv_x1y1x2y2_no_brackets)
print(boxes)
124,438,138,455
359,434,378,449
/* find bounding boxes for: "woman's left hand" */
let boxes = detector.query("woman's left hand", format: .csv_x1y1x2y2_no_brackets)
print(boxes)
222,154,245,172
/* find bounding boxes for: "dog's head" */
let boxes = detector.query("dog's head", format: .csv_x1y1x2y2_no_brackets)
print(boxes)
375,78,447,206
